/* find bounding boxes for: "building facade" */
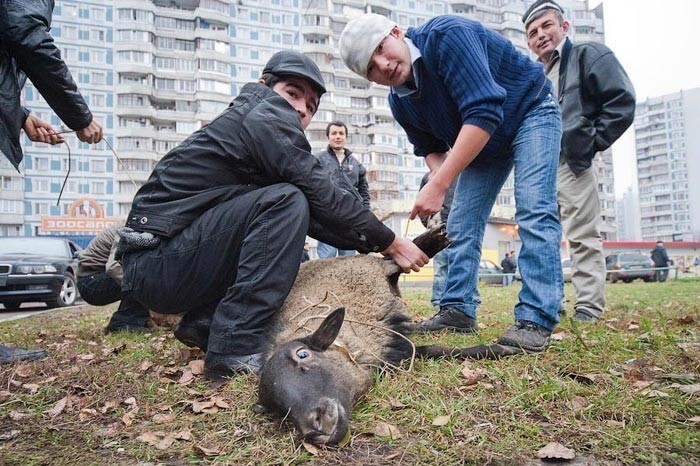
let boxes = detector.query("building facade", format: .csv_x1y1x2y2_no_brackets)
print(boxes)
634,87,700,241
2,0,616,241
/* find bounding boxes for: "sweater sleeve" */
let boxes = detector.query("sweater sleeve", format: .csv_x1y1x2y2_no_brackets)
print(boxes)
424,25,506,134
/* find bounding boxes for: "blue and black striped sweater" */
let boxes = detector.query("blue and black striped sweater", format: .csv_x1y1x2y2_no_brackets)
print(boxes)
389,15,551,159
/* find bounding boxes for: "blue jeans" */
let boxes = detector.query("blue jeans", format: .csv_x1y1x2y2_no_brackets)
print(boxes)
317,241,356,259
440,96,563,331
431,248,449,307
502,273,514,287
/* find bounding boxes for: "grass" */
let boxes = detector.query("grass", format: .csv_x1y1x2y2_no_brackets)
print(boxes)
1,279,699,465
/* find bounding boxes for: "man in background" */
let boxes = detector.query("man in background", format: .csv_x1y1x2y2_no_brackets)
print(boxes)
524,0,635,322
651,240,672,283
315,121,370,258
0,0,103,364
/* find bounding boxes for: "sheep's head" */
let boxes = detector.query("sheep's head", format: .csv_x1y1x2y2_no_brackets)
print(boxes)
258,308,371,445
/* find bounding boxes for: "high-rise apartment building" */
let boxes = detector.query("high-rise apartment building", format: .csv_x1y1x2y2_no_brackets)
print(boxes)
634,87,700,241
4,0,615,239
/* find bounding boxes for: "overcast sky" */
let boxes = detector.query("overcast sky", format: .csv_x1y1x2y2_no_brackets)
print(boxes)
588,0,700,197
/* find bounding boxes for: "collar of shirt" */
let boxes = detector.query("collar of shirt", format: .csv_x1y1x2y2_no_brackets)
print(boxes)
540,37,566,73
391,37,422,98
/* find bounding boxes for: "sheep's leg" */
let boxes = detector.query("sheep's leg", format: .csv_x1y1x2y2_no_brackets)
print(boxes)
415,344,528,360
381,222,453,278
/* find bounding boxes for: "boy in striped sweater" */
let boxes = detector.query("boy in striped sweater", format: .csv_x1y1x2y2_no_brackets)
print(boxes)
340,14,563,355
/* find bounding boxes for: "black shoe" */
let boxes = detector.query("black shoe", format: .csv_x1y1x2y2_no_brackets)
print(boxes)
0,344,48,364
415,307,478,334
497,320,551,353
204,351,265,381
571,308,598,323
103,324,150,334
174,316,211,351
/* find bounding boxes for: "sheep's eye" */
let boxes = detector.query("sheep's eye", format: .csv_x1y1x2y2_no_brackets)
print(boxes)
296,349,310,360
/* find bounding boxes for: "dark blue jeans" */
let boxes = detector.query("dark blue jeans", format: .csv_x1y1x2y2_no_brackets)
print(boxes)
440,96,563,331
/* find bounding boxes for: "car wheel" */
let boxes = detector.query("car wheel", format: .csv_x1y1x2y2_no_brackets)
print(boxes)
643,277,653,283
46,273,77,308
1,302,23,311
623,278,632,283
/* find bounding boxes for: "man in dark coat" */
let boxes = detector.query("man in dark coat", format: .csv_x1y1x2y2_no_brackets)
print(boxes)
120,51,427,381
524,0,635,322
0,0,102,364
315,120,370,258
0,0,103,169
651,241,672,283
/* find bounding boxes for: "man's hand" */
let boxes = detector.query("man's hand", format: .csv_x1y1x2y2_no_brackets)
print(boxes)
76,120,103,144
382,236,429,273
22,114,64,145
410,180,446,220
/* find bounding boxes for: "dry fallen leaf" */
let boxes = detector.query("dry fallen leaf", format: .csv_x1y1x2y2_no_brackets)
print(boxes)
537,442,576,460
123,397,137,407
374,421,403,440
432,415,451,426
173,430,192,441
671,383,700,395
96,423,121,438
46,396,69,418
389,399,407,410
677,315,695,325
212,396,230,409
688,416,700,423
571,396,588,412
8,411,32,421
188,360,204,375
642,389,670,398
139,361,154,372
193,444,221,456
632,380,654,390
22,383,40,394
302,440,321,456
191,400,216,414
122,411,137,427
0,390,12,398
0,430,21,441
77,353,95,361
14,365,32,378
461,363,488,386
152,413,175,424
178,369,195,385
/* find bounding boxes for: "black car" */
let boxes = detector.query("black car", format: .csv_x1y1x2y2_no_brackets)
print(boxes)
0,237,82,310
605,252,655,283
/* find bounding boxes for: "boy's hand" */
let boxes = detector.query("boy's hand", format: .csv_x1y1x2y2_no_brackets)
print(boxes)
382,236,428,273
410,180,445,220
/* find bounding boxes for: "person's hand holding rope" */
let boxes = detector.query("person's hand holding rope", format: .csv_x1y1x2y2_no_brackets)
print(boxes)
22,114,65,145
76,119,103,144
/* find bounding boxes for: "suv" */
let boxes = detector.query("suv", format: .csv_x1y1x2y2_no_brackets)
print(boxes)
605,252,654,283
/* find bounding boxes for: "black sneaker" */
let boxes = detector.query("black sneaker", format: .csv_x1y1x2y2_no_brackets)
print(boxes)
415,307,478,334
174,316,211,351
497,320,551,353
572,308,598,323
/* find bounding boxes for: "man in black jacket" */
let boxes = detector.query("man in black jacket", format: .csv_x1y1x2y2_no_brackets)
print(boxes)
524,0,635,322
315,120,370,258
120,51,427,381
0,0,102,364
651,241,672,283
0,0,103,169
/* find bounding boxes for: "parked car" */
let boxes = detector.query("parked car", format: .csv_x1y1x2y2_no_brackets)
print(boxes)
479,259,503,285
0,237,82,310
605,252,655,283
515,258,572,282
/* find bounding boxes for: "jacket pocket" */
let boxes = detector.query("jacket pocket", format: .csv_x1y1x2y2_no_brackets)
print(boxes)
562,115,597,166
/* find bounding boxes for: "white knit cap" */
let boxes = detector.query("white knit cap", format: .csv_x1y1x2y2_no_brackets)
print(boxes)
340,13,397,79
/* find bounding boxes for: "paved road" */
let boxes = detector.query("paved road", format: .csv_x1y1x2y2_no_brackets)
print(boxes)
0,301,86,323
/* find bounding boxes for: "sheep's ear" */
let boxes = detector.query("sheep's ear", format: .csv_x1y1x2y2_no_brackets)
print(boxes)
308,307,345,351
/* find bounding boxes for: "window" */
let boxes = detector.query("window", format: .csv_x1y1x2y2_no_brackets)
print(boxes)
63,25,78,40
118,94,146,106
1,176,22,191
34,202,50,215
91,72,106,85
63,4,78,18
90,50,106,64
91,93,106,107
155,78,176,90
34,156,49,171
90,29,106,42
90,7,106,21
91,159,106,173
62,46,78,61
0,200,23,214
90,181,106,195
198,79,229,94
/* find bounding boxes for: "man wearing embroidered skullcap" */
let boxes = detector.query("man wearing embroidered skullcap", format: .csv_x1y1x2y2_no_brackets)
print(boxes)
524,0,635,323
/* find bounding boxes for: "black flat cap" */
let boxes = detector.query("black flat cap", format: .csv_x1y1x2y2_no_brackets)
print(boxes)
262,50,327,96
522,0,564,27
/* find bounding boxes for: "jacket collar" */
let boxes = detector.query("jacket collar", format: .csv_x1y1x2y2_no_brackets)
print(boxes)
556,37,573,101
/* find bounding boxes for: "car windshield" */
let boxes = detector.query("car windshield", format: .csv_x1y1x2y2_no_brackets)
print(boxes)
0,238,68,257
